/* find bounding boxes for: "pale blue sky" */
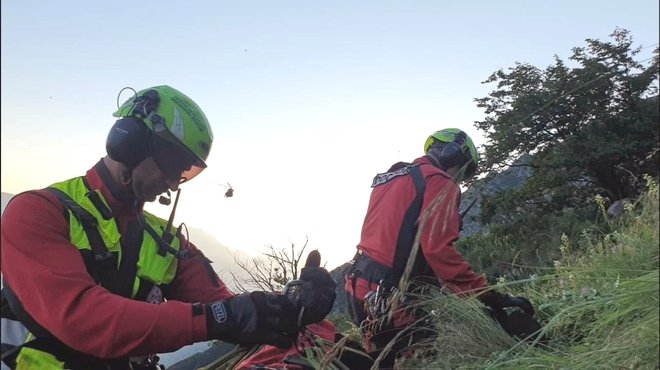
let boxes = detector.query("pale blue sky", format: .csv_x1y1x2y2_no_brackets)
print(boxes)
2,0,658,270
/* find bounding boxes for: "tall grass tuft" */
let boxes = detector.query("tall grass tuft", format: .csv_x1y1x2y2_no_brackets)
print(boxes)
397,179,659,370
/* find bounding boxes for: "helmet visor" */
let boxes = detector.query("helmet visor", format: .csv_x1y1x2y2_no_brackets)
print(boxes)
151,131,206,183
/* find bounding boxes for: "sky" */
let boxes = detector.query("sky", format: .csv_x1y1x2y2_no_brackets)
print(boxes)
2,0,658,271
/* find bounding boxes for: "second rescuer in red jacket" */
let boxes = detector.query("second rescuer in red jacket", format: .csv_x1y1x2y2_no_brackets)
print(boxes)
344,128,523,368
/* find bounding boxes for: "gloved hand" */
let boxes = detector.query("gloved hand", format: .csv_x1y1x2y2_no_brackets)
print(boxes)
480,291,535,316
481,290,544,344
205,291,299,348
296,250,337,326
506,296,535,316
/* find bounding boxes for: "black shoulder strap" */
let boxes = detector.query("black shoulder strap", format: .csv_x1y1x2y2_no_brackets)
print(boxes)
47,187,156,299
139,214,182,258
45,188,115,264
45,188,130,297
391,165,426,283
81,177,113,220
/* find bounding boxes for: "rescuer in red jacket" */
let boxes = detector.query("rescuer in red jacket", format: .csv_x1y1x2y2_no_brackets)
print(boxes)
0,85,336,370
344,128,534,368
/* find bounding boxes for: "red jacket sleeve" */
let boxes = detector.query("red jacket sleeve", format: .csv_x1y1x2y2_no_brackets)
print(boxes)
165,239,234,303
235,320,337,370
0,193,210,358
419,175,487,295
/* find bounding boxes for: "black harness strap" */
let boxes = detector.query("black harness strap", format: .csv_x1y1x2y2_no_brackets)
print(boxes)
346,164,429,303
82,177,113,220
350,251,393,285
45,188,125,295
139,213,182,258
114,220,145,298
45,187,113,262
391,164,426,283
46,187,154,300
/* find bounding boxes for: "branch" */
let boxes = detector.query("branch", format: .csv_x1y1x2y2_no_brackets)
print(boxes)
232,237,313,292
228,270,250,293
293,237,309,279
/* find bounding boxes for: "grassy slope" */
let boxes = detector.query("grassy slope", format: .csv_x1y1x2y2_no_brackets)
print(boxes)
202,183,658,370
398,180,659,370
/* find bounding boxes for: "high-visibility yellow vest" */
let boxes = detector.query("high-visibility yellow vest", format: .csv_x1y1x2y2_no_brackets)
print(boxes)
10,176,182,369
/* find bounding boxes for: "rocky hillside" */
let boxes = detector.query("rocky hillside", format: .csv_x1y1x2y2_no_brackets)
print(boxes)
330,262,351,314
459,153,532,237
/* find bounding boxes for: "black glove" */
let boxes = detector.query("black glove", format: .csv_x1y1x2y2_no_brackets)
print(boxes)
481,291,544,343
296,250,337,326
205,291,299,348
481,291,535,316
506,296,535,316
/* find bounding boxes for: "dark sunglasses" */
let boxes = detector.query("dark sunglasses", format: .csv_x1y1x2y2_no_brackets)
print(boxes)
150,133,205,183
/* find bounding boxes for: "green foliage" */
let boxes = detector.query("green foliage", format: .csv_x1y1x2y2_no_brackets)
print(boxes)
397,179,659,370
326,312,364,344
475,28,659,225
168,342,236,370
458,204,596,281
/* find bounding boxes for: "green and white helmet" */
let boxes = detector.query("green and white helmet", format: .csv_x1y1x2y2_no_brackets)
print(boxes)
113,85,214,181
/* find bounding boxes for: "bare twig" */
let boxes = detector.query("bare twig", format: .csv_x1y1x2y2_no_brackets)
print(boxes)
231,236,312,293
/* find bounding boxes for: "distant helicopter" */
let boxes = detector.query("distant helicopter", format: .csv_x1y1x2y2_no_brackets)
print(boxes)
215,182,234,198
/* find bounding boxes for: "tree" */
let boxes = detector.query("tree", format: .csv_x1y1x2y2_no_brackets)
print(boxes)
474,28,659,222
230,237,310,293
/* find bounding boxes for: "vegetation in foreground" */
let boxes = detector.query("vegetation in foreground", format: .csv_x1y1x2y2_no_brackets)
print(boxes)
387,180,658,370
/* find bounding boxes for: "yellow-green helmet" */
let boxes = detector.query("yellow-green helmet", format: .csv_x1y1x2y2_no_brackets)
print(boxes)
424,128,478,177
112,85,213,181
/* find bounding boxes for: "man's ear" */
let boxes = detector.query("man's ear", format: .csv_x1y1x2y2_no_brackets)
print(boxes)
304,250,321,268
103,156,133,186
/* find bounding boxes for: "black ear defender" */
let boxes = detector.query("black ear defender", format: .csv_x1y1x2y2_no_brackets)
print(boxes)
106,89,162,167
438,130,471,169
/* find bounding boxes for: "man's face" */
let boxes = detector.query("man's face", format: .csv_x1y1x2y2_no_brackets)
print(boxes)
129,134,205,202
150,134,204,183
130,157,180,202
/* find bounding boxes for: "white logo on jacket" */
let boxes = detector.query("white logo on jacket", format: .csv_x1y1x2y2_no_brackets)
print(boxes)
371,165,414,188
210,302,227,323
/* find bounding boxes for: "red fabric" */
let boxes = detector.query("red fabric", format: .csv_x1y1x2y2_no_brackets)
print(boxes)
0,162,234,359
234,320,337,370
345,156,487,305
